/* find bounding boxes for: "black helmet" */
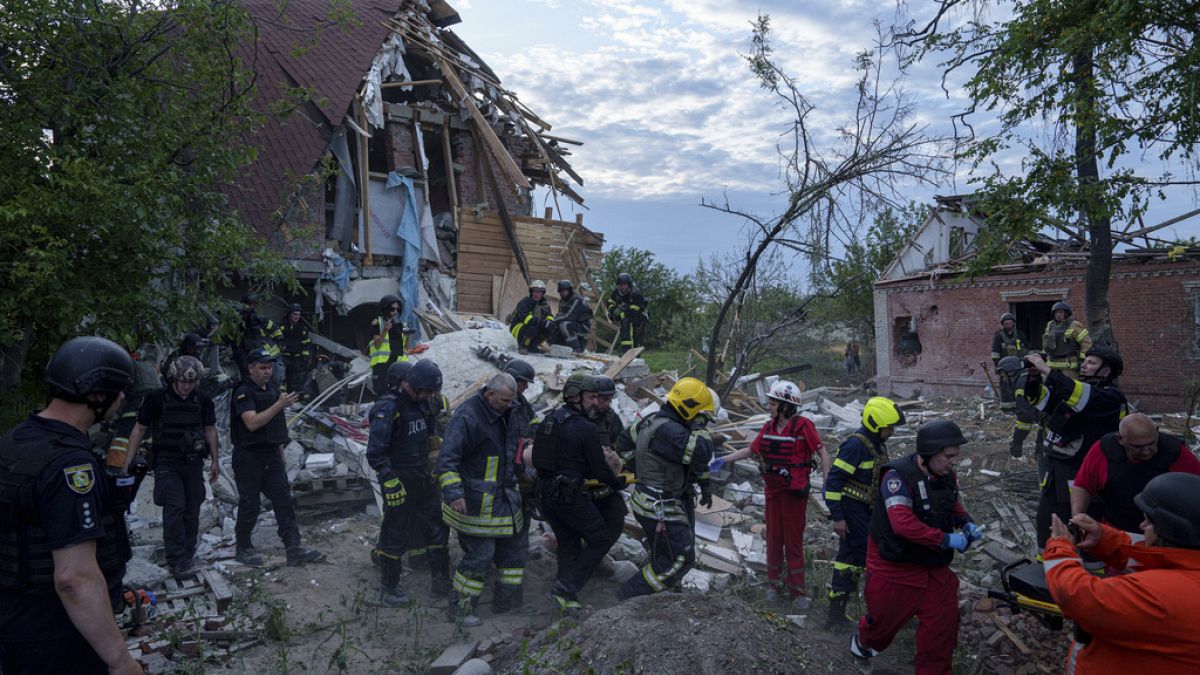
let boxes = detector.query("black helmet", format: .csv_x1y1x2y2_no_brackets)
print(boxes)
563,372,595,400
44,336,134,402
380,294,402,313
915,419,968,458
1085,345,1123,379
1134,473,1200,548
1000,312,1015,324
406,360,443,392
503,359,536,384
592,375,617,397
1051,301,1072,317
996,356,1024,375
616,273,633,286
387,360,413,389
288,303,302,314
246,348,276,364
557,279,574,293
180,332,207,352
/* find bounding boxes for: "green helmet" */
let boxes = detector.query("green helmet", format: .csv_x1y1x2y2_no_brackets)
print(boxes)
563,372,595,400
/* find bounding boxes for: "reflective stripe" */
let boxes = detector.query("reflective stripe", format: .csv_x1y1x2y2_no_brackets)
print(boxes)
439,472,462,488
1067,380,1091,411
1033,387,1051,411
1043,556,1080,573
497,567,525,586
884,496,913,508
441,503,521,537
1015,421,1033,431
833,458,857,473
990,352,1001,360
631,488,689,522
453,570,485,596
484,456,499,482
824,491,843,501
832,561,863,573
860,460,875,470
1066,641,1084,675
641,554,686,593
683,429,709,464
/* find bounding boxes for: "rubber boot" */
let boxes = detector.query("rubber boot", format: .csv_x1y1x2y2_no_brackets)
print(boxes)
825,594,855,628
378,567,410,608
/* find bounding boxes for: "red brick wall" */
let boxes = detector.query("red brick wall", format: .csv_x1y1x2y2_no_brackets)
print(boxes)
451,129,530,217
876,259,1200,412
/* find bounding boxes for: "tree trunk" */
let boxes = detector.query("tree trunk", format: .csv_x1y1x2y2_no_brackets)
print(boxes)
705,222,784,385
1073,46,1114,348
0,322,34,414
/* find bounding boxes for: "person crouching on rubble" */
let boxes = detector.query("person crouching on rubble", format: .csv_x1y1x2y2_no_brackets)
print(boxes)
1047,473,1200,674
616,377,715,600
710,380,829,609
850,420,982,674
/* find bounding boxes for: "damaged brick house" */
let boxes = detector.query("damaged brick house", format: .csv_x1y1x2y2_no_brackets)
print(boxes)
873,195,1200,412
228,0,603,350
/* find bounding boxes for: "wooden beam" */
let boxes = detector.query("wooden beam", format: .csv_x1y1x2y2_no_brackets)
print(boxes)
604,346,645,379
380,79,443,88
437,56,530,190
477,135,531,284
441,118,459,232
355,97,374,266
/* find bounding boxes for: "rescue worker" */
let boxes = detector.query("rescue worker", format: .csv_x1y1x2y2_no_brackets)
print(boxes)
1070,412,1200,532
535,373,625,612
1000,355,1045,462
1041,301,1091,378
0,337,144,675
279,303,312,396
237,293,283,379
304,352,349,407
605,273,648,353
106,346,162,472
437,373,526,627
162,332,208,381
1046,474,1200,674
501,358,540,614
122,356,219,579
369,294,411,397
366,360,449,607
591,375,631,548
230,349,322,567
824,396,906,627
509,280,555,354
851,420,981,673
991,312,1027,410
713,381,830,608
1024,348,1128,551
550,280,592,353
616,377,715,600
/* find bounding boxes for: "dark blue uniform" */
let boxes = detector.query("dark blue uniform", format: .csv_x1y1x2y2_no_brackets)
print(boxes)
230,380,300,552
0,414,130,674
824,427,889,600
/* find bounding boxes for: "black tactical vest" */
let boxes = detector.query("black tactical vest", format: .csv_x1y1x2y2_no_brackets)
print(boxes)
0,430,130,593
152,392,205,462
386,394,434,470
281,322,308,354
1098,432,1182,532
869,454,957,568
532,405,589,475
231,382,288,448
997,330,1024,357
1044,321,1076,358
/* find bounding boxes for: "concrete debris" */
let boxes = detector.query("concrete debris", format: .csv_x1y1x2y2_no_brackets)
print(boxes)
430,641,479,675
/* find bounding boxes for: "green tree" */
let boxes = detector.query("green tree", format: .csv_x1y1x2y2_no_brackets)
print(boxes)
904,0,1200,346
596,246,700,348
0,0,296,416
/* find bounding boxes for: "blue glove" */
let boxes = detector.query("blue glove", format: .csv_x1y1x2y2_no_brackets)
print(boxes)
708,457,726,473
943,532,969,552
963,522,984,543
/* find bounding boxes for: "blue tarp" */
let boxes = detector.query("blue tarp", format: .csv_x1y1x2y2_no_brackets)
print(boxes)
386,171,422,337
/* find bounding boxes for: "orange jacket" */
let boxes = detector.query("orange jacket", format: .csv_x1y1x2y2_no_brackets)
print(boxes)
1044,525,1200,674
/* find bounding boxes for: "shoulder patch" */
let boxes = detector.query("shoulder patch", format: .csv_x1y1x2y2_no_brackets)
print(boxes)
64,464,95,495
886,477,902,494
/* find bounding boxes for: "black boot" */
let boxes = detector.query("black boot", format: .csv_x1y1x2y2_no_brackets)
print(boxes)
378,567,410,608
825,594,855,628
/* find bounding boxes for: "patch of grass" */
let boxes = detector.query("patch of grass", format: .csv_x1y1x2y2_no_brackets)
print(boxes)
641,348,695,373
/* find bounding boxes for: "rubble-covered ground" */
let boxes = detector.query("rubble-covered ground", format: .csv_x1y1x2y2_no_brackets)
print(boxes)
123,329,1176,673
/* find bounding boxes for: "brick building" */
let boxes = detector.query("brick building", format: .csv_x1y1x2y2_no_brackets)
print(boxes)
873,197,1200,412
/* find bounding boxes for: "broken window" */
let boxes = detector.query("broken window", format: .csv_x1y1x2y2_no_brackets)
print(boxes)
893,316,922,367
949,226,966,259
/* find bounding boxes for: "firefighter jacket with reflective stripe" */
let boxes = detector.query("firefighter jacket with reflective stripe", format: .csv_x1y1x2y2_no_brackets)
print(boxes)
605,287,648,321
751,414,822,492
1042,319,1091,366
1035,370,1127,462
869,454,962,568
1013,371,1048,433
509,296,554,335
991,328,1028,362
149,390,207,461
1044,525,1200,675
369,316,409,368
230,381,289,449
824,427,888,520
280,321,311,357
0,423,130,593
630,408,712,523
1096,432,1183,532
366,391,434,475
436,390,521,538
557,293,593,327
241,313,282,356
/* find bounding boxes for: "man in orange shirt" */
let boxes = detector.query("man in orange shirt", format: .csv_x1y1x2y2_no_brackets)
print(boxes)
1046,472,1200,674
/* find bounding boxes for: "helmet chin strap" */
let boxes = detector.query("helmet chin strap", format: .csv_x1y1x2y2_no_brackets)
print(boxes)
85,392,120,425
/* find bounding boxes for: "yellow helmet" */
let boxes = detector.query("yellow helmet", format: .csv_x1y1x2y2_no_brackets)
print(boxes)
665,377,715,422
862,396,905,434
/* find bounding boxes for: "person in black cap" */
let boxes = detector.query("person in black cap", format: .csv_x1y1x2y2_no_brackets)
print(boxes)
229,348,321,567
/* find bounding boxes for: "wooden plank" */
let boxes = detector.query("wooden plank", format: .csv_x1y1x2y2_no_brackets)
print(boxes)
604,346,645,378
437,57,530,190
451,373,492,409
200,569,234,612
491,273,504,316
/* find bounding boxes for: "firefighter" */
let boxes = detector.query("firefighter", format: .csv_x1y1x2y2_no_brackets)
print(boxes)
437,373,526,627
106,346,163,472
851,420,981,674
509,280,555,354
122,356,218,579
0,337,144,675
713,381,830,608
1069,412,1200,532
591,375,631,547
605,273,648,353
366,360,449,607
824,396,906,627
535,374,625,612
616,377,715,600
550,280,592,353
1025,348,1128,551
369,294,411,397
162,332,209,382
1046,474,1200,674
1041,301,1091,378
999,355,1045,463
236,293,283,380
279,303,312,396
991,312,1027,410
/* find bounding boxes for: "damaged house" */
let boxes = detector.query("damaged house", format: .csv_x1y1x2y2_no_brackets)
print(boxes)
873,195,1200,412
228,0,604,350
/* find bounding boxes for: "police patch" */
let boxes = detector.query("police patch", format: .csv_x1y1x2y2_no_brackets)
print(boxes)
64,464,95,495
886,477,902,494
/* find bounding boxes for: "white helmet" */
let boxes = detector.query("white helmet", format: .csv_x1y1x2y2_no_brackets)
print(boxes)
767,380,802,406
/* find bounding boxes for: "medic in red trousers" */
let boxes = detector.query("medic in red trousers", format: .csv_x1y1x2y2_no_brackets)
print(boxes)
850,419,982,674
713,381,830,609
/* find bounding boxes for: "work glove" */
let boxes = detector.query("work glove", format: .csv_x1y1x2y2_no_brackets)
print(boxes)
943,532,970,553
708,457,726,473
963,522,984,543
381,472,406,508
699,486,713,509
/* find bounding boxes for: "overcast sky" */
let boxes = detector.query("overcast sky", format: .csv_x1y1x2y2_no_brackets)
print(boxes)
451,0,1200,274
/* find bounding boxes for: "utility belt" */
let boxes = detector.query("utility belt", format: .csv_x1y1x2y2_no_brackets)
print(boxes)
842,477,876,503
545,473,585,501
